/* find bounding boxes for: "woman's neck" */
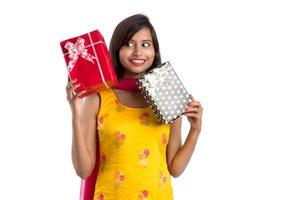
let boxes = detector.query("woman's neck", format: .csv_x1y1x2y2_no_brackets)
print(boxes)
113,77,140,92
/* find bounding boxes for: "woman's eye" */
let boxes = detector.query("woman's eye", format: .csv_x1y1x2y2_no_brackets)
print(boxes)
126,42,134,47
142,42,150,47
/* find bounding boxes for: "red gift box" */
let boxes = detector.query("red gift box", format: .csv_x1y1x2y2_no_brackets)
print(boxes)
60,30,118,96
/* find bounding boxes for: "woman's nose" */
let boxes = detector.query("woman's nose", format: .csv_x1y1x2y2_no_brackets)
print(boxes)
132,45,142,56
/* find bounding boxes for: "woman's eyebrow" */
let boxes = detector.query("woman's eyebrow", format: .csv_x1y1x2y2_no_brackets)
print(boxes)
142,39,153,42
129,39,153,42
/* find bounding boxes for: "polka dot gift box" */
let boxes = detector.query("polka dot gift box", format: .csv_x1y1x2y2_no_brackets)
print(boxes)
137,61,192,124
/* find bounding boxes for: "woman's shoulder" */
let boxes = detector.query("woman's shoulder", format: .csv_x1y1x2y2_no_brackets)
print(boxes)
85,92,101,101
83,93,101,115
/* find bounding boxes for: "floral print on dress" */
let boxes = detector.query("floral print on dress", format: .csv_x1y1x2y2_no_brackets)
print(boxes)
115,100,126,112
99,154,106,172
98,193,104,200
97,117,105,140
97,114,110,141
114,131,126,148
159,171,167,187
160,133,168,153
161,133,168,145
139,112,150,126
114,171,125,189
97,117,104,130
94,90,173,198
138,189,149,200
139,149,150,166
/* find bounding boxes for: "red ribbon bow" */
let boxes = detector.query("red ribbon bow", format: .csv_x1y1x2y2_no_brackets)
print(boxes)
64,37,96,71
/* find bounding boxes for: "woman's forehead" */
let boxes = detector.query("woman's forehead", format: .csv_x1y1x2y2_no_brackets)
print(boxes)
130,27,153,41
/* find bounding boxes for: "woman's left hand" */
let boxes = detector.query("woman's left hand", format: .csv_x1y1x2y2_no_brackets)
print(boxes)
184,95,203,133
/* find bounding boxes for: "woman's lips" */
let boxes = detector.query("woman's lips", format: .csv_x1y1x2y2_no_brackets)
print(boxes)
130,59,146,66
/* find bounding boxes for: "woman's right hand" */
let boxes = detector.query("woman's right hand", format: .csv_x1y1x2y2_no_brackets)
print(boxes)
66,79,87,118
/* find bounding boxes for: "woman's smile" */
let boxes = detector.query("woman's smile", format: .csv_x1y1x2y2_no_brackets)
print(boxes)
129,59,146,66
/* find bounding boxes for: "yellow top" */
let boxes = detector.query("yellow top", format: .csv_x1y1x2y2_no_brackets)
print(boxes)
93,89,173,200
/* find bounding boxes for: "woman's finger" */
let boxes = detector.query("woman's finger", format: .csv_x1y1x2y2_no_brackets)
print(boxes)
76,90,87,98
66,79,80,103
186,101,203,110
67,83,81,95
184,112,201,118
187,101,201,108
67,91,73,103
73,83,81,90
66,79,78,90
66,81,73,91
184,107,202,114
189,94,195,101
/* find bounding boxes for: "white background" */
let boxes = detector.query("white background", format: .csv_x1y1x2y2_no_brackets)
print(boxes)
0,0,300,199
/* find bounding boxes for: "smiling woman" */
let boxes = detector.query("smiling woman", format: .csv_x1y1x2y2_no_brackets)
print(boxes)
66,14,203,200
120,27,155,78
109,14,161,80
119,27,155,78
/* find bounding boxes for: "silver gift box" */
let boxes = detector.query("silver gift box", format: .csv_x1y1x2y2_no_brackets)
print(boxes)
137,61,192,124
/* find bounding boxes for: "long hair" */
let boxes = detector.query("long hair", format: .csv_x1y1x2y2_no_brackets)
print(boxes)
109,14,161,79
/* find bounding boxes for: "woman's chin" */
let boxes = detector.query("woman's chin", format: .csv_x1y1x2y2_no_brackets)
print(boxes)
129,65,150,73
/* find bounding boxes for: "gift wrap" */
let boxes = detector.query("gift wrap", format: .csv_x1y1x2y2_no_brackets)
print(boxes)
60,29,118,96
137,61,192,124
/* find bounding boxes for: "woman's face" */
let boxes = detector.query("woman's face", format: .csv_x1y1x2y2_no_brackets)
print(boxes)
119,27,155,78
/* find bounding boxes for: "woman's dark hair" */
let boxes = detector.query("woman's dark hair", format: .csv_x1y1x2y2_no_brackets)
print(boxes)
109,14,161,79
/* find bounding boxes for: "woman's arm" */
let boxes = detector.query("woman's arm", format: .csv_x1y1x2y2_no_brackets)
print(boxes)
166,95,203,177
67,81,100,178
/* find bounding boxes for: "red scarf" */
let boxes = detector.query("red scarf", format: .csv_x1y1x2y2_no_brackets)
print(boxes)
113,77,140,92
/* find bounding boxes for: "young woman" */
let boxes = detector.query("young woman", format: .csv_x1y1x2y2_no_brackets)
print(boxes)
66,14,203,200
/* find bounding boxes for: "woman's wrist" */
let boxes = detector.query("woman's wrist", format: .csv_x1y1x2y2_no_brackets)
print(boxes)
190,126,201,135
72,113,84,121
